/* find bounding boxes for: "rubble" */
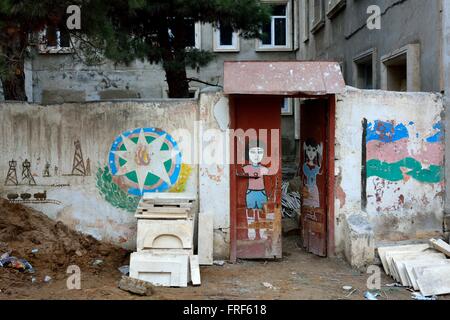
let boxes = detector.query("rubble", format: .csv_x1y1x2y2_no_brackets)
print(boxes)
118,276,154,296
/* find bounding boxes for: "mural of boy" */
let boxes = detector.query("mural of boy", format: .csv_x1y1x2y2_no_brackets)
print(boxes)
243,140,269,210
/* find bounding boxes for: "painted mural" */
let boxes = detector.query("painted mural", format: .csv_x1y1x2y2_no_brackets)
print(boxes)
302,138,323,208
239,141,276,242
366,120,444,183
365,120,444,213
96,127,190,212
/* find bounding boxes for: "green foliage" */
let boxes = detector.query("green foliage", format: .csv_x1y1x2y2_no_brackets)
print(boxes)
96,165,141,213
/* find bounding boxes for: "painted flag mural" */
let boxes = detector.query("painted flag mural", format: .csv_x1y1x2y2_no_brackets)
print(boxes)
365,120,444,212
366,120,444,184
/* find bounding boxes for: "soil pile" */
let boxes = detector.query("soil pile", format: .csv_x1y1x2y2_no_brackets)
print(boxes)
0,199,129,293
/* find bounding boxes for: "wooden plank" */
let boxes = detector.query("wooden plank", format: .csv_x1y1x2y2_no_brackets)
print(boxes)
198,212,214,265
378,244,430,275
417,265,450,296
430,238,450,257
189,255,201,286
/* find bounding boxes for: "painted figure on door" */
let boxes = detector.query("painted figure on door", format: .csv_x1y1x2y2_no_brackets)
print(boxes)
241,140,271,241
302,138,323,208
243,141,269,209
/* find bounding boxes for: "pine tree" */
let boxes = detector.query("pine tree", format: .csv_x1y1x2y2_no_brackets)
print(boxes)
0,0,271,100
86,0,271,98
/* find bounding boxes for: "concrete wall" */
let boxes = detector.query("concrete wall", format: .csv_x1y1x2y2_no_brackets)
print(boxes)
299,0,443,92
335,88,445,263
442,0,450,238
28,22,296,104
0,91,232,257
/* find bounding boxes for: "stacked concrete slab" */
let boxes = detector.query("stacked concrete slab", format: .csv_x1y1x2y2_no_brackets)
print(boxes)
129,193,200,287
378,239,450,296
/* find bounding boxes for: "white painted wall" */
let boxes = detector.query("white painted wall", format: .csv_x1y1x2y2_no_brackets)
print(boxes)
335,88,444,255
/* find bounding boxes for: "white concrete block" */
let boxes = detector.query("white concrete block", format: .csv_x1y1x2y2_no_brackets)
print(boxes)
198,212,214,265
392,252,445,286
430,238,450,257
405,259,450,290
189,255,201,286
136,219,194,251
377,244,430,275
129,252,189,287
417,265,450,296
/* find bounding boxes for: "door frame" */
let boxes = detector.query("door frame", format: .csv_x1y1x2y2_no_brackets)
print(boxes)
229,94,336,262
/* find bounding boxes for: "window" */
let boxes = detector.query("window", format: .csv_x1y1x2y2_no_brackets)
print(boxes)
353,49,376,89
310,0,325,33
39,23,72,54
168,18,201,49
381,44,421,92
213,24,240,52
257,1,293,51
326,0,346,18
281,98,293,115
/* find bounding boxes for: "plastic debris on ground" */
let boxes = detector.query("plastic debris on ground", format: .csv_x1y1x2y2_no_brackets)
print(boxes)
92,259,104,266
31,249,39,254
0,253,34,273
364,291,380,300
118,265,130,275
262,282,277,290
411,292,437,300
213,260,225,266
342,286,353,291
44,275,52,283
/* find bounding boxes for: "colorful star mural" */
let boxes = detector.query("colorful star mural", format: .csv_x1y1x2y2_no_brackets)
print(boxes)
108,128,182,196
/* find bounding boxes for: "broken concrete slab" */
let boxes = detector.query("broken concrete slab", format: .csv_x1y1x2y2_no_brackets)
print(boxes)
405,259,450,290
392,252,445,286
343,213,375,269
118,275,154,296
416,265,450,296
430,238,450,257
198,212,213,265
136,219,194,251
189,255,201,286
377,244,430,275
129,251,189,287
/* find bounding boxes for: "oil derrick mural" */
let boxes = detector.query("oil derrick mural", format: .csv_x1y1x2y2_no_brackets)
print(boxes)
21,159,37,185
4,160,19,186
70,140,90,176
43,162,51,177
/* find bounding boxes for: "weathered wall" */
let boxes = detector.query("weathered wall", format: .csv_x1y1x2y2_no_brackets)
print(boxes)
335,88,445,257
442,0,450,240
299,0,443,92
198,90,231,258
30,22,296,104
0,99,199,250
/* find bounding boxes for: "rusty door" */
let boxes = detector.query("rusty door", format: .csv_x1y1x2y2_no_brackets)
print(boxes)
231,95,282,259
299,99,328,257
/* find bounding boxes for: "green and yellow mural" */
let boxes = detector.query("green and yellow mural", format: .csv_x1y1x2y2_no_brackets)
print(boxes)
96,127,191,212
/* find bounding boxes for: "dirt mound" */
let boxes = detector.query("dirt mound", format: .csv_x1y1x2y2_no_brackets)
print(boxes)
0,199,130,291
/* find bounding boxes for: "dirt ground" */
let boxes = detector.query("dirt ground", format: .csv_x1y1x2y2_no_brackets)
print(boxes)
0,200,447,300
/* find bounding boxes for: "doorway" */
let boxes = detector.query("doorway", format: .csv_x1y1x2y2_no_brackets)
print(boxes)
229,94,335,261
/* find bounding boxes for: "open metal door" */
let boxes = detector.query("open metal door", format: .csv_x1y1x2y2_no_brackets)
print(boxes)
231,95,282,260
299,99,328,257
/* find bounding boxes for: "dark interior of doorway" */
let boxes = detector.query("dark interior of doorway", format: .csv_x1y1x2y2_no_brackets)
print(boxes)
280,97,331,257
